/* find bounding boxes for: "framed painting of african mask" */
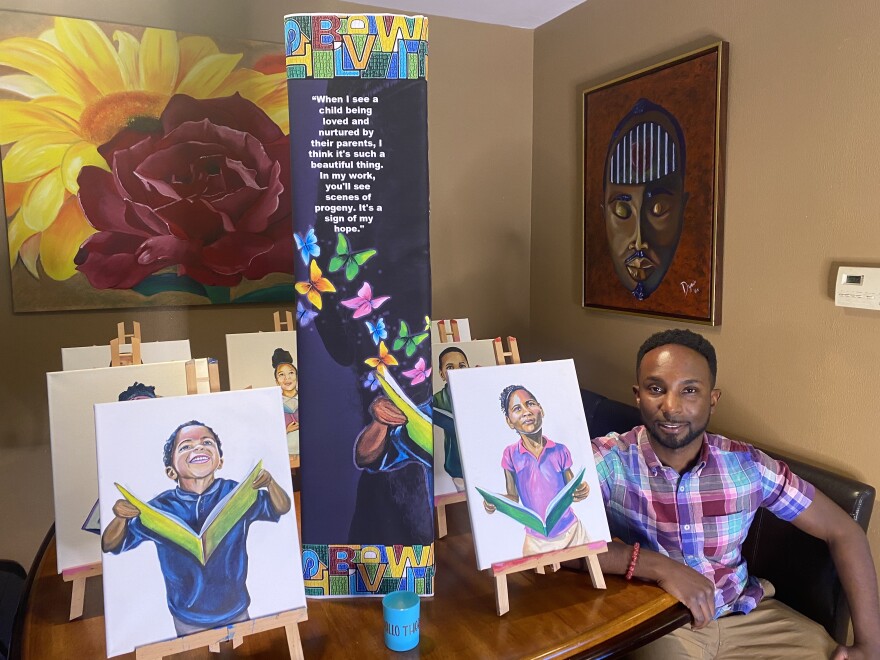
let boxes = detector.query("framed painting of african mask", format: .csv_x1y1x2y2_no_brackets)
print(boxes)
582,42,728,324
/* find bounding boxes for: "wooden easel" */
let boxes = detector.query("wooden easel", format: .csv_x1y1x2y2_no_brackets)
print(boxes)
492,336,521,366
134,607,307,659
435,318,462,343
486,335,606,615
434,332,521,539
491,541,607,616
273,311,301,470
64,326,220,620
110,321,142,366
185,358,221,394
62,562,102,620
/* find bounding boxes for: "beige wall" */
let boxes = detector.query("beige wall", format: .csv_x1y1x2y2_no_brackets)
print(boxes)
0,0,533,449
532,0,880,560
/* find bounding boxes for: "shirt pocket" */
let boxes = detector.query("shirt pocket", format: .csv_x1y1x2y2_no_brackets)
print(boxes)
700,511,748,562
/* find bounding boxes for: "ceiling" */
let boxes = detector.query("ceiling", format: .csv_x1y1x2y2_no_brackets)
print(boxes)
344,0,590,29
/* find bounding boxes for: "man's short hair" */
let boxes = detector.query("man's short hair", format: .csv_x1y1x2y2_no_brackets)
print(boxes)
636,329,717,385
163,420,223,468
499,384,538,417
438,346,469,365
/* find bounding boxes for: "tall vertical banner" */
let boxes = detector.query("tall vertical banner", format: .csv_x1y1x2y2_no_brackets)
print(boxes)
285,15,433,597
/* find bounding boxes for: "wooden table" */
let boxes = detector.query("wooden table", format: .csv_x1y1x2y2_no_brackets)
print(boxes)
15,502,688,659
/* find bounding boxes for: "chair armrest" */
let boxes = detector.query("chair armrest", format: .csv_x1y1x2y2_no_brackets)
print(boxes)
742,449,875,645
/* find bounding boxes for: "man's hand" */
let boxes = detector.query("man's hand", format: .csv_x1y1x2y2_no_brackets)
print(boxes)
572,482,590,502
370,397,407,426
252,469,273,489
654,560,717,629
112,499,140,519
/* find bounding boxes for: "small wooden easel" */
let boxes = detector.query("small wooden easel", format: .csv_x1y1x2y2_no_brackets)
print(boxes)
273,311,301,470
434,332,521,539
490,541,607,616
110,321,143,366
492,336,521,366
435,318,463,343
486,335,606,616
134,607,308,659
62,562,102,620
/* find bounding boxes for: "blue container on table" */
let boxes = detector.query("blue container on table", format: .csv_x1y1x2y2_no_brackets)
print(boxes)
382,590,420,651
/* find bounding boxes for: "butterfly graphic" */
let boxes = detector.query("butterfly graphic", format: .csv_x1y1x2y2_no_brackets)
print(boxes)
328,234,377,281
297,300,318,327
402,357,431,385
362,371,380,391
295,260,336,310
340,282,390,319
294,227,320,265
392,320,430,357
364,341,398,374
366,317,387,344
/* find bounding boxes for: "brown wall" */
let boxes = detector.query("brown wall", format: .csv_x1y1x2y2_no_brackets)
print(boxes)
532,0,880,561
0,0,533,448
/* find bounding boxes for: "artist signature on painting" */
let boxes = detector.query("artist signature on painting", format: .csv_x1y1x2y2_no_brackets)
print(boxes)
680,281,701,297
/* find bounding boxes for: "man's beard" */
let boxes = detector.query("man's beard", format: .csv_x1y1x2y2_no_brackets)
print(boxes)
645,418,708,451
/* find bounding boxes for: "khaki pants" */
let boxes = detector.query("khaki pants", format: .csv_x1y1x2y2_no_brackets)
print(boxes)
626,597,838,660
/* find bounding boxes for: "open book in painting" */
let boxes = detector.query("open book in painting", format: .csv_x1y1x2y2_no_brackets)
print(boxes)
476,468,586,537
115,462,263,566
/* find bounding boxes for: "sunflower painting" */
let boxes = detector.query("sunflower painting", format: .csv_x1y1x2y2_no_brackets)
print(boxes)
0,12,294,311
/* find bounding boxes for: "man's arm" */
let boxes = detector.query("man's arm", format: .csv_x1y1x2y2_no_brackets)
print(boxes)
790,488,880,659
597,540,717,629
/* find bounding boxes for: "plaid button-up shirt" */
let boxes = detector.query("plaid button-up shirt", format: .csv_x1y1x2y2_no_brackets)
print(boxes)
592,426,814,617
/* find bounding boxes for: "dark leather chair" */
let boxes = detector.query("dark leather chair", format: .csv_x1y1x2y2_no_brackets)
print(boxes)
0,561,25,660
581,388,876,645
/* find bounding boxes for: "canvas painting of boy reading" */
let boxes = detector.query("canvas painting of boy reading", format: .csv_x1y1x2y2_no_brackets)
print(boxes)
96,388,304,657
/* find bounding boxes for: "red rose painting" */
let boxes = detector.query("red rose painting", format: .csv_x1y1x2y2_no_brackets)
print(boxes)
75,94,293,302
0,12,292,311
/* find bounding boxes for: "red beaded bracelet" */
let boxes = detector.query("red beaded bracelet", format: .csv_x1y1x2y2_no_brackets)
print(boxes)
625,542,640,580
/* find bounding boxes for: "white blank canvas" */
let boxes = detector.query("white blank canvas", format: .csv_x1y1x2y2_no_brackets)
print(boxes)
47,361,195,573
61,340,192,370
95,387,304,657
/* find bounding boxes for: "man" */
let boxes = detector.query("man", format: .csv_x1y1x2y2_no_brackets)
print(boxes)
602,99,689,300
483,385,590,555
592,329,880,658
432,346,470,491
102,421,291,636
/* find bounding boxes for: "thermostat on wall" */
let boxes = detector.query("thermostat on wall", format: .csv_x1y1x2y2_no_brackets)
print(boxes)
835,266,880,309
